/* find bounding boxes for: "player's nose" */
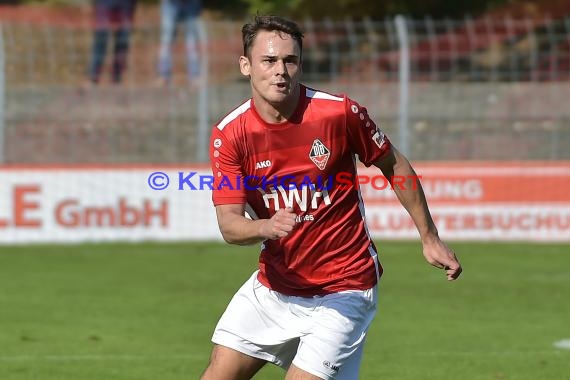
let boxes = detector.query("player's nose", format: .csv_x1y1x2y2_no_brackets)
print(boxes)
274,59,287,75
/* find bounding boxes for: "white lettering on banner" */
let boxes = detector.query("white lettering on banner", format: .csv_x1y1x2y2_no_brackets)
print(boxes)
360,179,484,202
55,198,169,228
431,212,570,231
423,180,483,200
258,185,331,211
365,206,570,241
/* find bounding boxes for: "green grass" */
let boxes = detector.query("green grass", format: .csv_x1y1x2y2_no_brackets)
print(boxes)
0,241,569,379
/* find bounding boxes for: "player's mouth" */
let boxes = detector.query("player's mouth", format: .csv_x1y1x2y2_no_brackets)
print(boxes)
274,82,289,91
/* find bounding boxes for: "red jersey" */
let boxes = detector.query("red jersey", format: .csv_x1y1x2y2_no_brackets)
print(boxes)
209,84,391,296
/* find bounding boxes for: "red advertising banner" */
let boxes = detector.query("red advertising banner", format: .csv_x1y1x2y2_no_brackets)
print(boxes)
0,162,568,243
358,162,570,241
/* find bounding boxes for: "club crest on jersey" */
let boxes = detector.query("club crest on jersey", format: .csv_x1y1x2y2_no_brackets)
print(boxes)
309,139,330,170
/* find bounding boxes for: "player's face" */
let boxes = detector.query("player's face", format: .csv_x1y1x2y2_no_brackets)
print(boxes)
240,30,302,107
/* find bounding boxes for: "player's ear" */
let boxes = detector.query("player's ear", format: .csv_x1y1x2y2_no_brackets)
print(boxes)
239,56,251,76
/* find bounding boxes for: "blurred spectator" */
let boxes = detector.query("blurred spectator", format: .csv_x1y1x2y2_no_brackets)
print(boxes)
156,0,204,86
88,0,137,84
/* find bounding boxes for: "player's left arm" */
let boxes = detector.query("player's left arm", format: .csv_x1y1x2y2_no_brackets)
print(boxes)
373,147,462,281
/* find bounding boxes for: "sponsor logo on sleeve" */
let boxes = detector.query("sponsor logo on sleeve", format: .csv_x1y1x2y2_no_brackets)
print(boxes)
372,129,386,149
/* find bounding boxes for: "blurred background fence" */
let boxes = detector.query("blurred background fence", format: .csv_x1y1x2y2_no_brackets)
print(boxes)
1,11,570,164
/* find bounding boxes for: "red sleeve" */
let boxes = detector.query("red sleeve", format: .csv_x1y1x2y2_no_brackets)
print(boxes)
209,125,247,206
345,97,391,166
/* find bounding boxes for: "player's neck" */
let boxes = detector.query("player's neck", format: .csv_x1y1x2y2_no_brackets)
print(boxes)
252,86,300,124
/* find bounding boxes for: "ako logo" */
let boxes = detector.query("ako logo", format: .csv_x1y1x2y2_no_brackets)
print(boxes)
309,139,330,170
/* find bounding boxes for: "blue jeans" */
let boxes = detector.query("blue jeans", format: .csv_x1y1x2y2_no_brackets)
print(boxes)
89,2,135,83
157,0,205,81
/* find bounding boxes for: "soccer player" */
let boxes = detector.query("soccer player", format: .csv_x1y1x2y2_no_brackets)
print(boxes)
202,15,462,380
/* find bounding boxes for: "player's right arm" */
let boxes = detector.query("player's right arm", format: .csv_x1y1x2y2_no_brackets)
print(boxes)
216,204,297,245
210,124,296,245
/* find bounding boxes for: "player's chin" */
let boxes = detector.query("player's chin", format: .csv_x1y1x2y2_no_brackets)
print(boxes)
267,92,292,104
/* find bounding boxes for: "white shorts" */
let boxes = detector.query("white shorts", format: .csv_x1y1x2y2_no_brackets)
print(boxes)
211,271,378,379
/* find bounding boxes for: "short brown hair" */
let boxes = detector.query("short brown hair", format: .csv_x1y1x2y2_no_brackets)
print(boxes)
241,15,304,58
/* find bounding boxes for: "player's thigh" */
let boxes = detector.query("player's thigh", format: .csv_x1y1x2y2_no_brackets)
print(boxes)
200,344,267,380
292,287,377,379
285,364,324,380
212,271,301,369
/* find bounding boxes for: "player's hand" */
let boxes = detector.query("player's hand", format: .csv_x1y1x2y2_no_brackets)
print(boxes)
421,236,462,281
260,207,297,240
